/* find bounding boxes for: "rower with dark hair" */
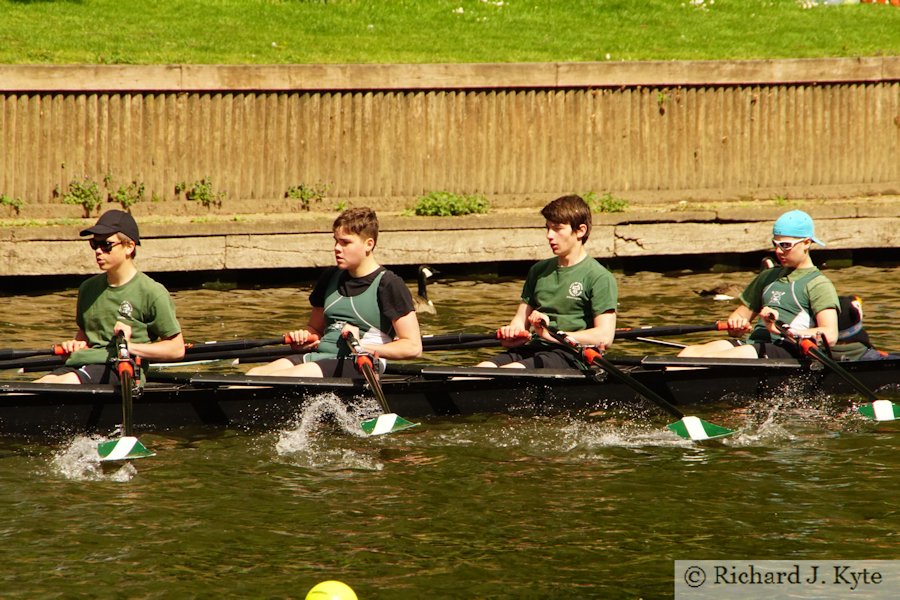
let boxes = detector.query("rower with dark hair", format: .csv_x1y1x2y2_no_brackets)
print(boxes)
477,194,618,369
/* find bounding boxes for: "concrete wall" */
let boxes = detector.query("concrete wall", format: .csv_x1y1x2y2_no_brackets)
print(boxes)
2,199,896,276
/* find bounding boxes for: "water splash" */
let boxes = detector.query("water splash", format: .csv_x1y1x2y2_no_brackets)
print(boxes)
50,435,137,482
274,393,383,471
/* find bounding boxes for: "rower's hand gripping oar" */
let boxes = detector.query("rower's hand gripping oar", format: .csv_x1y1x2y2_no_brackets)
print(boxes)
545,325,735,441
97,333,155,461
342,331,419,436
769,318,899,422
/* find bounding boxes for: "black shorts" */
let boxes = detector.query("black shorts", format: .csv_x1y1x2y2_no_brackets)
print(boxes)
284,354,383,379
487,347,582,369
49,364,121,385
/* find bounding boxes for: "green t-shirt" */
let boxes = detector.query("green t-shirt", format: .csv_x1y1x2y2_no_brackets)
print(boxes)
521,256,618,332
66,271,181,367
739,266,839,342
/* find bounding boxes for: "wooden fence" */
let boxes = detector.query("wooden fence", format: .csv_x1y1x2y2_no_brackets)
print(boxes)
1,59,899,210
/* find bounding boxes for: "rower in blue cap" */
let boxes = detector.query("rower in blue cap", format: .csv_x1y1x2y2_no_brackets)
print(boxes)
678,210,840,360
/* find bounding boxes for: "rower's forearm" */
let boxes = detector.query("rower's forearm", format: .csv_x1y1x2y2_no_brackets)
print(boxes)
364,339,422,360
129,338,186,361
563,327,614,349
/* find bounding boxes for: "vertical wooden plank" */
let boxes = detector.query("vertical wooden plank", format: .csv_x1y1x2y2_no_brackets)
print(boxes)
8,95,21,199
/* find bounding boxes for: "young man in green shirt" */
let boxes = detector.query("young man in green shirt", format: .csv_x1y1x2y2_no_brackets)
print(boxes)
477,194,618,369
678,210,839,359
36,210,184,384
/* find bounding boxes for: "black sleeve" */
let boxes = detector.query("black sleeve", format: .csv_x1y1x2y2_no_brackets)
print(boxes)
378,270,416,322
309,268,338,308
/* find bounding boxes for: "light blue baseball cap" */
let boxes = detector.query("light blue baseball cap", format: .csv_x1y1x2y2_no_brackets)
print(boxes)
772,210,825,246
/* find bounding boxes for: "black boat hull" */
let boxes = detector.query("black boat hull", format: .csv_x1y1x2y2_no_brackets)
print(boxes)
1,358,897,437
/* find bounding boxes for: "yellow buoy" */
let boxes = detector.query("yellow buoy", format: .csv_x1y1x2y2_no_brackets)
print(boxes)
305,580,358,600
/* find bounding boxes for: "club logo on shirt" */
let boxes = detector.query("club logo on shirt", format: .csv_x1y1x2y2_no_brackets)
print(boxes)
767,290,785,307
118,301,134,319
567,282,584,300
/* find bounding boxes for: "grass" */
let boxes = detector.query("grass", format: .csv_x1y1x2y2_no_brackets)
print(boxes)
0,0,898,64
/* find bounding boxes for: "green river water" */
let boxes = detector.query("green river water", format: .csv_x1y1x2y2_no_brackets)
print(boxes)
0,264,898,599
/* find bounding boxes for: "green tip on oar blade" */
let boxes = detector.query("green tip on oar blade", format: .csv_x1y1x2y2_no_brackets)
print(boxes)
667,415,735,441
97,436,155,462
360,413,419,436
857,399,900,422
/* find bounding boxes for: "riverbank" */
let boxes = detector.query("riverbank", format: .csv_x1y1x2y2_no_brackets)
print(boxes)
1,195,897,281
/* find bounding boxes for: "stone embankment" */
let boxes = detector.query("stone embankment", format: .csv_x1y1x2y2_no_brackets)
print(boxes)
0,196,897,278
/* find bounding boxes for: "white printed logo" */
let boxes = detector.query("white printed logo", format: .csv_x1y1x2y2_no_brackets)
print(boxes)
767,290,785,306
567,282,584,299
118,301,134,319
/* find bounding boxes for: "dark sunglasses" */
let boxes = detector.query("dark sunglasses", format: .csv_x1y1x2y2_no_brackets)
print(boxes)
771,238,807,252
89,239,123,253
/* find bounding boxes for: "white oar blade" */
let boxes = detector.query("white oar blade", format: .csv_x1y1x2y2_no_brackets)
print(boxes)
858,399,900,422
667,415,734,441
97,436,155,462
360,413,419,436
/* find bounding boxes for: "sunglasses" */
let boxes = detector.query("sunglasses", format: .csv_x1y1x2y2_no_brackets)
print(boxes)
89,239,123,253
771,238,807,252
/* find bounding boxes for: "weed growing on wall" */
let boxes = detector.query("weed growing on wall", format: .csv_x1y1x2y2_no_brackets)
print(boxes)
584,191,628,213
407,191,490,216
58,177,103,217
176,178,225,208
107,179,146,211
0,194,24,215
286,182,329,210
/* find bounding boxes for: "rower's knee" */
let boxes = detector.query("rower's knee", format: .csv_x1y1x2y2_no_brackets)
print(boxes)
33,372,80,384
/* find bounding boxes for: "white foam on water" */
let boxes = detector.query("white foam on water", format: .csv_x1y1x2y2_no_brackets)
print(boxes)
274,393,383,471
50,435,137,482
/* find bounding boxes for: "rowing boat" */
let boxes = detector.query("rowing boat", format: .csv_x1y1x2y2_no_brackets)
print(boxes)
1,355,897,437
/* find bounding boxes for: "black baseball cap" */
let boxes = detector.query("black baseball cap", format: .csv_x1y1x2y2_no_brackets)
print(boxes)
80,210,141,245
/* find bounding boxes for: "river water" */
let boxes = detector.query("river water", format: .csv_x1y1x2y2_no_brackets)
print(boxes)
0,264,898,598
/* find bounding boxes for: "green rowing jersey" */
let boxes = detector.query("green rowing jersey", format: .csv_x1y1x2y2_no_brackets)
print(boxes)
521,256,618,333
740,266,839,343
304,269,394,362
66,271,181,368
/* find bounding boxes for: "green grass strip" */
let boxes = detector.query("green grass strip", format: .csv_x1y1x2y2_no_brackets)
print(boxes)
0,0,898,64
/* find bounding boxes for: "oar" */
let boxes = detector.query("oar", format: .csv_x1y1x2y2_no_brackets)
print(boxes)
184,334,309,356
545,325,735,441
0,355,66,371
613,321,728,341
419,324,726,350
342,331,418,436
769,319,900,422
0,345,68,361
97,334,155,461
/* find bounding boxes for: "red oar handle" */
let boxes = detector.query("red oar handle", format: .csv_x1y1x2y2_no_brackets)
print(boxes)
494,329,532,340
285,333,319,344
714,320,728,331
52,345,68,355
582,346,603,365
